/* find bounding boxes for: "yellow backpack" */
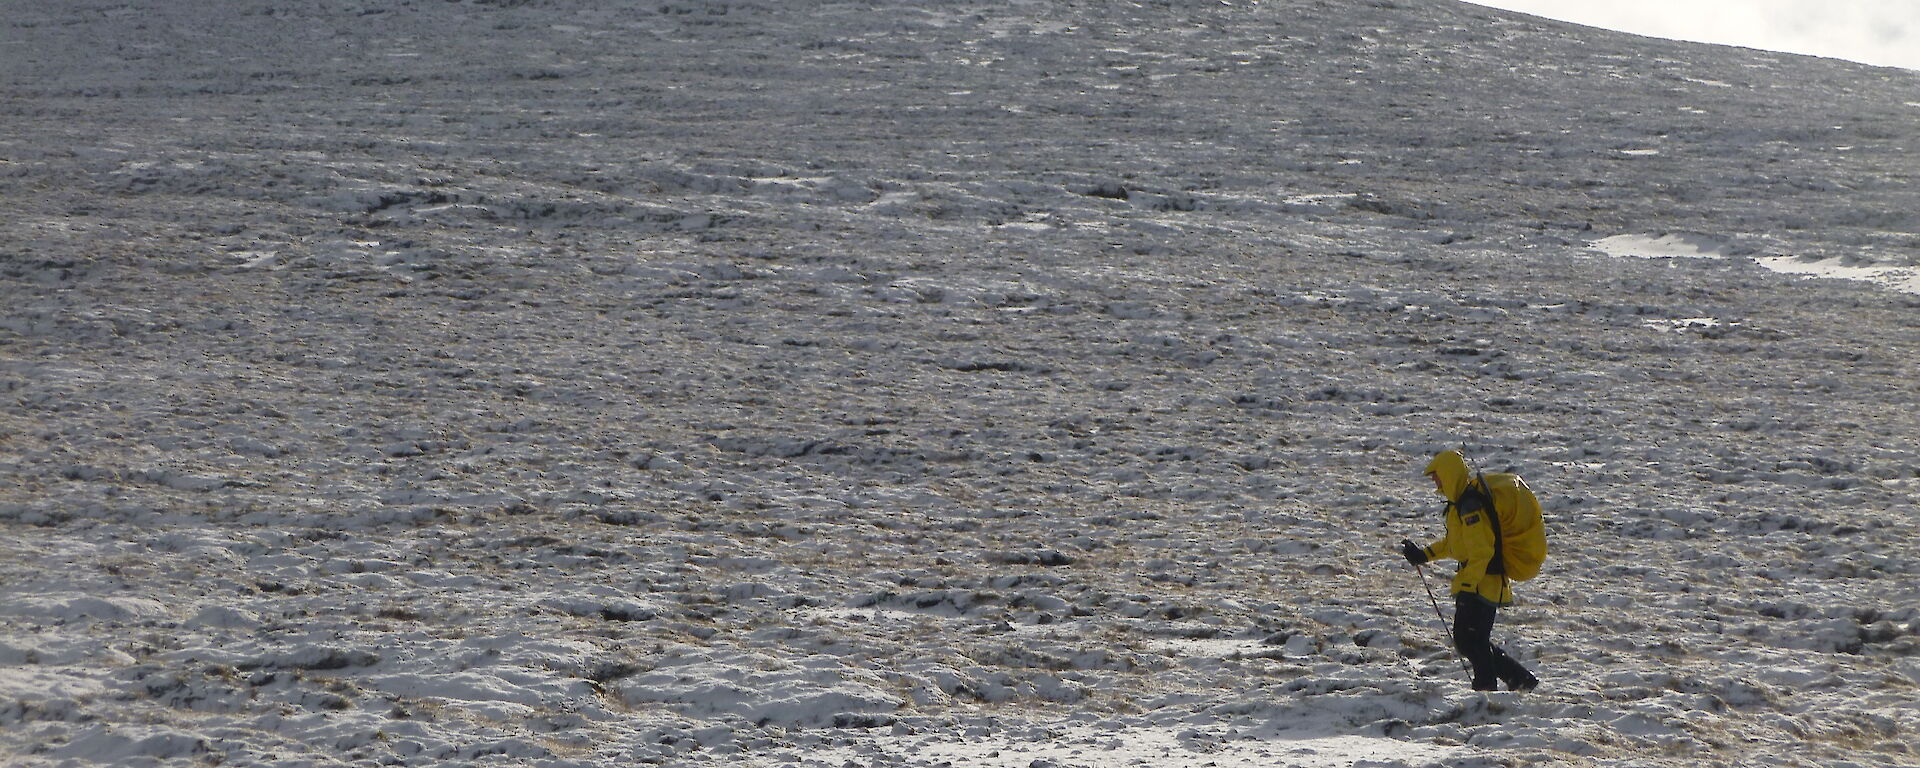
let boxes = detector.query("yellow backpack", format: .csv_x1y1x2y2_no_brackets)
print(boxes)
1470,472,1547,581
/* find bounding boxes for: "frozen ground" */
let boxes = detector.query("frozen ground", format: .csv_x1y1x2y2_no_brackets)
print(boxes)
2,1,1917,766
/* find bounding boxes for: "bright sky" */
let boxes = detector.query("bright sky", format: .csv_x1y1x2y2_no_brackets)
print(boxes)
1463,0,1920,71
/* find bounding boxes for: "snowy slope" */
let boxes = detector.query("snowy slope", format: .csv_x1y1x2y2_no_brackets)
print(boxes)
2,1,1917,767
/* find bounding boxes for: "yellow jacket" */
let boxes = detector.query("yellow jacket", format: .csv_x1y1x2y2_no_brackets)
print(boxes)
1419,450,1541,606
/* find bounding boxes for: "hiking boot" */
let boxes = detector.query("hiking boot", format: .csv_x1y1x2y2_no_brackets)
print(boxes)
1506,672,1539,692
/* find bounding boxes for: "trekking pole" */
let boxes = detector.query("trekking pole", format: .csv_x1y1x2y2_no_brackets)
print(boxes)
1413,562,1471,675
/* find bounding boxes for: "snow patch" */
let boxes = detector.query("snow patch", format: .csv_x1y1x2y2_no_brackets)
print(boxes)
0,596,169,623
51,725,208,762
615,651,903,728
1642,317,1733,333
0,667,108,700
1590,232,1733,258
1754,254,1920,295
822,726,1464,768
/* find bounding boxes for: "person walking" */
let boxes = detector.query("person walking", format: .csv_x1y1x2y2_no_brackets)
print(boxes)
1400,450,1541,691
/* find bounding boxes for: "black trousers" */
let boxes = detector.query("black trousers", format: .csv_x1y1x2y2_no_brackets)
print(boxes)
1453,593,1534,690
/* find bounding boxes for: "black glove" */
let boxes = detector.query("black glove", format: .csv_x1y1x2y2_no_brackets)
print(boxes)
1400,539,1428,566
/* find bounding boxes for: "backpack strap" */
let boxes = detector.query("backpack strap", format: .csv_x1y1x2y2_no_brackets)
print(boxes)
1475,472,1507,577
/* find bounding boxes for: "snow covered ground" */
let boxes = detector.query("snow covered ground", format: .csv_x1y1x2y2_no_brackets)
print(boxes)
3,1,1917,766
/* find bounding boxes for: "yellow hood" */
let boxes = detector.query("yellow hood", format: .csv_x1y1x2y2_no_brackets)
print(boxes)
1425,450,1473,501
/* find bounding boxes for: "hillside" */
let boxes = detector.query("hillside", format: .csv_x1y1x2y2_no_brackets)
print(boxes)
3,1,1917,766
